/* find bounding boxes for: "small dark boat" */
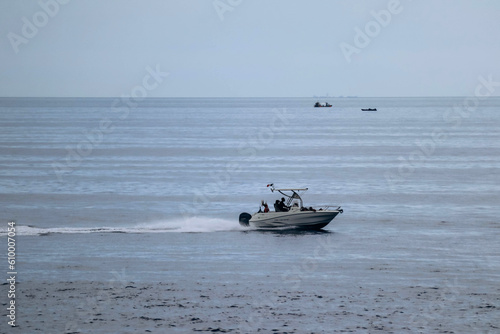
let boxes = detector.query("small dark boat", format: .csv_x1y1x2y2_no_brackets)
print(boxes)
361,108,377,111
314,102,332,108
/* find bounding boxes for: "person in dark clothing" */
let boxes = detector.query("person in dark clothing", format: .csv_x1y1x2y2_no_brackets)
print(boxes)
274,200,281,212
279,197,289,212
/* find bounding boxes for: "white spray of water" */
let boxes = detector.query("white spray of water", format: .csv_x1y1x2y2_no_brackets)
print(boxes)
135,217,245,233
0,217,244,236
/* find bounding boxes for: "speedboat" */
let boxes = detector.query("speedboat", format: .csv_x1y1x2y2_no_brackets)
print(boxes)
239,185,343,230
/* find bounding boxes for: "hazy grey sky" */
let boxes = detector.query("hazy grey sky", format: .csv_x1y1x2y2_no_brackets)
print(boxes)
1,0,499,97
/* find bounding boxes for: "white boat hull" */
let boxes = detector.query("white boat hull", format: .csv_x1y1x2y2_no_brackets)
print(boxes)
248,208,340,229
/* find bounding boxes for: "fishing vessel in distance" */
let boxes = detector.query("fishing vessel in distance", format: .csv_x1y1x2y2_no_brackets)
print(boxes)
239,184,343,230
314,102,332,108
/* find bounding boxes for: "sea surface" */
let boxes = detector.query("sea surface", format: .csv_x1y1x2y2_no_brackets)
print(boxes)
1,96,499,278
0,97,499,332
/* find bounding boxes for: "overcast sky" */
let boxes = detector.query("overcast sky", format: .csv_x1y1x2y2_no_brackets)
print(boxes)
1,0,499,97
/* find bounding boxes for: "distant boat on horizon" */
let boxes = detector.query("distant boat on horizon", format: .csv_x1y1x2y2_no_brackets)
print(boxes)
314,102,332,108
361,108,377,111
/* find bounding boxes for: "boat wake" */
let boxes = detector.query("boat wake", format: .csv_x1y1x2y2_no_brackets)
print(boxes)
0,217,244,236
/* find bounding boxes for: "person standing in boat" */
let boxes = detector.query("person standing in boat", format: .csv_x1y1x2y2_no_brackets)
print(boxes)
262,201,269,213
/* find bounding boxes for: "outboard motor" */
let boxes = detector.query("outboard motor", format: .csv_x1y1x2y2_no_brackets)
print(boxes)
239,212,251,227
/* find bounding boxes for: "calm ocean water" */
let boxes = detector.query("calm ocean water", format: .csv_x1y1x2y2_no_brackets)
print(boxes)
0,97,499,282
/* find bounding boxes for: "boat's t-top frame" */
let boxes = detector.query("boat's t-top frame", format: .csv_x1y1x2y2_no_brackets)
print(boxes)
267,184,307,208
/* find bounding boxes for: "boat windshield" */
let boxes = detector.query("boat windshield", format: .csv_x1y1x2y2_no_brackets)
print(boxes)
274,188,307,208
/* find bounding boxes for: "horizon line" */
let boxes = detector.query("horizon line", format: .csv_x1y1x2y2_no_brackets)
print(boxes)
1,95,497,99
